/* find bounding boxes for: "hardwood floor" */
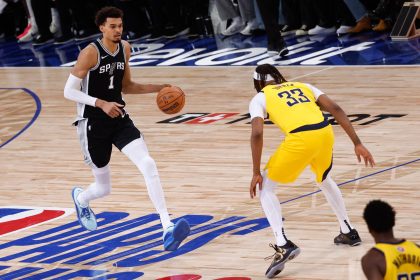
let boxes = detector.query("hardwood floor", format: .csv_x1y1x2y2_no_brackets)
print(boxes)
0,66,419,279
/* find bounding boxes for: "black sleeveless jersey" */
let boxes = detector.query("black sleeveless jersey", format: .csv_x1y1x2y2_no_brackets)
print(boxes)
79,38,126,119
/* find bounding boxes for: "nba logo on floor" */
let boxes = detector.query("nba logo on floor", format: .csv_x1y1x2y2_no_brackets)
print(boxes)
0,206,74,237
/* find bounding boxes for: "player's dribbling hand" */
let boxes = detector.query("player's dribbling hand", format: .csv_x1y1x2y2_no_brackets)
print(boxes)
355,143,375,167
250,173,263,199
97,100,124,118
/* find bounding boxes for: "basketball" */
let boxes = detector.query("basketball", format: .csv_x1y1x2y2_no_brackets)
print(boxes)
156,86,185,114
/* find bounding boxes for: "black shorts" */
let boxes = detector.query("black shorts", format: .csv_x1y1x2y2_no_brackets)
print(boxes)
76,115,141,168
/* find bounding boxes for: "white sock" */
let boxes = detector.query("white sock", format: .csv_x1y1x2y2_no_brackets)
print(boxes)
320,175,352,233
122,138,173,230
78,165,112,207
259,172,287,246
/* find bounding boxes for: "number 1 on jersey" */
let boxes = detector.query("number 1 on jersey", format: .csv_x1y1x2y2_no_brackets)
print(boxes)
108,75,114,89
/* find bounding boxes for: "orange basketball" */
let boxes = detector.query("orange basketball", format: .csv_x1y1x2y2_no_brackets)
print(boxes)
156,86,185,114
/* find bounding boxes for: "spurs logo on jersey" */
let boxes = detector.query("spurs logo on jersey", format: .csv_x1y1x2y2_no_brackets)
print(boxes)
99,62,125,74
77,38,126,119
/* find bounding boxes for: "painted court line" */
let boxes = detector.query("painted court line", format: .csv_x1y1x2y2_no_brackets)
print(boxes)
281,157,420,205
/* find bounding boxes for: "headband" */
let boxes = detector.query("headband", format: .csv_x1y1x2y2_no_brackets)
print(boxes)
253,71,275,81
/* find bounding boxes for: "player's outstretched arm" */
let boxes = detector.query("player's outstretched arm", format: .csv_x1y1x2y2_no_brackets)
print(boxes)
121,41,170,94
317,94,375,167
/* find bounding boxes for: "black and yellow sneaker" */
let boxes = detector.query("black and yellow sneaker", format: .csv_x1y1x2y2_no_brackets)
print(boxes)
334,228,362,246
265,241,301,278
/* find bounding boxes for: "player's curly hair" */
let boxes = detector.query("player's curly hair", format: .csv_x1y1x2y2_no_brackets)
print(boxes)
363,200,396,232
254,64,287,92
95,6,124,27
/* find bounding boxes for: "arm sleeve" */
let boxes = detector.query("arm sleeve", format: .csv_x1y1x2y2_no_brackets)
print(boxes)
64,74,97,107
249,92,266,120
304,83,325,100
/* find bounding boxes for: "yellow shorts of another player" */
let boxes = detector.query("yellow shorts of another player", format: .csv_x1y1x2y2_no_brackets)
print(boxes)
265,125,334,184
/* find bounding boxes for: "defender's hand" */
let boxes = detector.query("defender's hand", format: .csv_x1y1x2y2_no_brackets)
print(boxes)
250,173,263,199
355,144,375,167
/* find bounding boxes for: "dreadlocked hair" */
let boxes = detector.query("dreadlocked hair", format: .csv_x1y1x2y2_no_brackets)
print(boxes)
255,64,286,83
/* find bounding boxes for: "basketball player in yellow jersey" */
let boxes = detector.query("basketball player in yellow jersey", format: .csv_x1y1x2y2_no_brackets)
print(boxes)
248,64,375,278
362,200,420,280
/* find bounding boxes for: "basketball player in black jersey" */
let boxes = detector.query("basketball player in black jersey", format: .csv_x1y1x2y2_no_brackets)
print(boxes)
64,6,190,251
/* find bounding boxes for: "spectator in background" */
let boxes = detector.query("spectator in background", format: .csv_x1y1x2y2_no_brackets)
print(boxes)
369,0,404,32
307,0,337,35
215,0,258,36
256,0,288,57
342,0,372,33
0,0,26,39
113,0,151,42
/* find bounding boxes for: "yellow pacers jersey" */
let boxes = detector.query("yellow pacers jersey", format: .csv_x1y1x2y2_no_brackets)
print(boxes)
375,240,420,280
262,82,325,134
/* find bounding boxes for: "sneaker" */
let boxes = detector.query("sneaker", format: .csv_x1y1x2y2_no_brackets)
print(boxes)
17,23,32,40
240,19,258,36
18,30,35,43
348,16,371,33
221,17,244,36
337,25,353,36
267,42,289,57
308,25,336,35
334,228,361,246
32,34,54,46
280,25,298,36
265,241,301,278
163,218,190,251
372,19,390,32
295,25,311,36
72,187,97,231
75,29,99,42
54,34,74,45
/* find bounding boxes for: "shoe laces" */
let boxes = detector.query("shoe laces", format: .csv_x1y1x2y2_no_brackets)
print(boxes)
264,243,286,261
81,207,91,219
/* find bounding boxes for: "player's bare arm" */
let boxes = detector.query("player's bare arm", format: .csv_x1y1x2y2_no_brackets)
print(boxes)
317,94,375,167
361,249,386,280
121,42,170,94
250,117,264,198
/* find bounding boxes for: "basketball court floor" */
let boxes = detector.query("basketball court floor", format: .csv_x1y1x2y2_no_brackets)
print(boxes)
0,30,420,280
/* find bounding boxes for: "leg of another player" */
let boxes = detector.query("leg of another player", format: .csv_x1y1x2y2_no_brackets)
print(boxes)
260,171,300,278
121,138,190,251
319,174,361,246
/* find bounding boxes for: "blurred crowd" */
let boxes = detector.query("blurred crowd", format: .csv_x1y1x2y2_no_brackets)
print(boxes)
0,0,405,52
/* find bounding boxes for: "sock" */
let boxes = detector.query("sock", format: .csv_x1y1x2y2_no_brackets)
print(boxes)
78,165,112,207
122,138,173,230
320,175,352,233
259,171,287,246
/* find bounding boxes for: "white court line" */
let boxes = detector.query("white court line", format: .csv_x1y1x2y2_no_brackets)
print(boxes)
290,66,336,81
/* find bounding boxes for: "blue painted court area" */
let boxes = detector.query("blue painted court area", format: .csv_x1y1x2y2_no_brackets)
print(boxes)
0,31,419,66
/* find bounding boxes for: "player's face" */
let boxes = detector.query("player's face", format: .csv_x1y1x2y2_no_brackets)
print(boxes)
100,18,123,43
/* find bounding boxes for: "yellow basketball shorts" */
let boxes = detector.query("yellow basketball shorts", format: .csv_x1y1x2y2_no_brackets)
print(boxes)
265,125,334,184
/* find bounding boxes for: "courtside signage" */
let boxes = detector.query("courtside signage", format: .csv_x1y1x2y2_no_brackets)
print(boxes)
158,113,406,125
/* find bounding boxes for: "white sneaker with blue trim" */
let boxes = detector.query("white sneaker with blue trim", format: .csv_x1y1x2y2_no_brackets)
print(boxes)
72,187,97,231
